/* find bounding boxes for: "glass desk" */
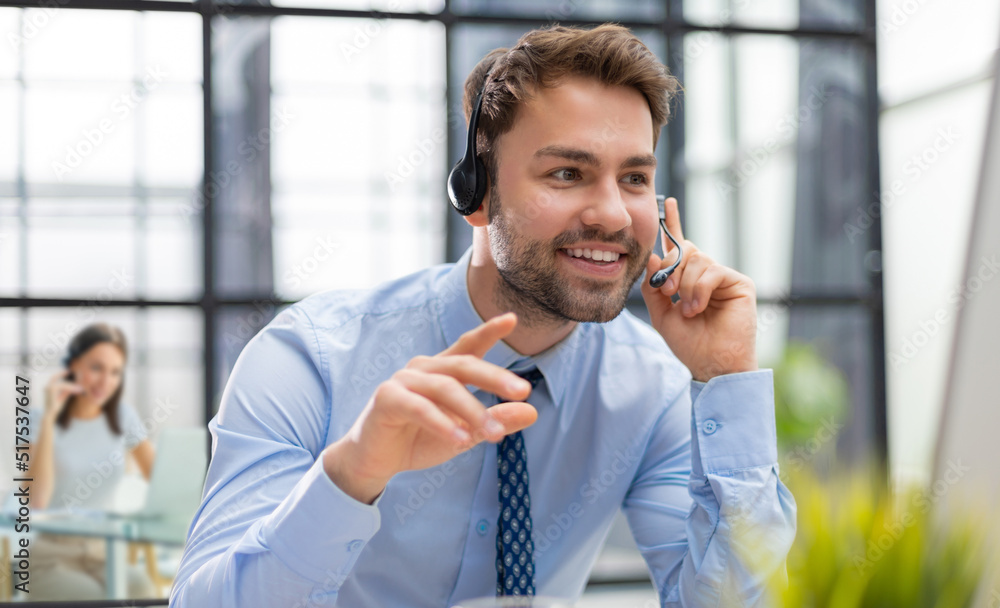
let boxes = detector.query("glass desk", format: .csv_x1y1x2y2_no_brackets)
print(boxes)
1,510,189,600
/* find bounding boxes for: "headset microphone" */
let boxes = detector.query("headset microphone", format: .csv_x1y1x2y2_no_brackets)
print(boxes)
447,74,490,216
649,194,684,289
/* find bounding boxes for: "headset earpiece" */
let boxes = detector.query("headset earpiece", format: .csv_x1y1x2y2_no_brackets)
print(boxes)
447,80,490,216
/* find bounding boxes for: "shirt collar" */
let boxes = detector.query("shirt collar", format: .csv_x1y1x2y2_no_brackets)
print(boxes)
437,248,588,408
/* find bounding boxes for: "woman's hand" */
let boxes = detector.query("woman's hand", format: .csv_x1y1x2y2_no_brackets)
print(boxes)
44,369,84,421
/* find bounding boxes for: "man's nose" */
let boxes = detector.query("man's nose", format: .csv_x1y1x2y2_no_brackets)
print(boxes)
579,177,632,233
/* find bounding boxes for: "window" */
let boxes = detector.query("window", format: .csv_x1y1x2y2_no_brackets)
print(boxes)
0,1,883,603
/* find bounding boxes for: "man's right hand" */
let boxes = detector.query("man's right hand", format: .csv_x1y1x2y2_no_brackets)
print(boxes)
322,312,538,504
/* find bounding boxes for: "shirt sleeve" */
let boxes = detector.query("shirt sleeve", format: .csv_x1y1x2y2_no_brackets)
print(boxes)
170,306,382,608
622,369,797,607
119,403,148,449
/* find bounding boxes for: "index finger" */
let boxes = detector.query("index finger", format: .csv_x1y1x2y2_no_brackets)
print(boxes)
661,196,685,254
441,312,517,358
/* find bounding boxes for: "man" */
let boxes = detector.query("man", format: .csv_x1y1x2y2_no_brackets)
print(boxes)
171,23,796,607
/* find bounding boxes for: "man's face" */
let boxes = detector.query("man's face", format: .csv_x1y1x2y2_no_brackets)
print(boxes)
485,75,659,324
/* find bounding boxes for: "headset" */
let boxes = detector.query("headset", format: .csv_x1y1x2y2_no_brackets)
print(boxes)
446,71,683,288
447,71,491,216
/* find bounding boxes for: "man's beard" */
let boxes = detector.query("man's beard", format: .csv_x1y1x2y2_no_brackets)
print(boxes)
487,189,650,326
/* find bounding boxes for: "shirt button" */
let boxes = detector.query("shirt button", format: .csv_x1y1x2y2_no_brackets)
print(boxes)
347,539,364,552
476,519,489,536
703,419,718,435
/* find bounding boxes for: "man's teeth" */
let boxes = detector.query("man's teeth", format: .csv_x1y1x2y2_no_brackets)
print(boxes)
564,248,621,262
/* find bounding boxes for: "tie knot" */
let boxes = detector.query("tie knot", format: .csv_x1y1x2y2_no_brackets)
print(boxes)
512,367,543,389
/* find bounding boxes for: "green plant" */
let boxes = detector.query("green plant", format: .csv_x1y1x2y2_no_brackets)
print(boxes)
771,340,849,452
765,468,995,608
758,342,995,607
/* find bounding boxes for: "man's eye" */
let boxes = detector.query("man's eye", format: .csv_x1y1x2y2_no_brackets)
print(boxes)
552,169,579,181
624,173,648,186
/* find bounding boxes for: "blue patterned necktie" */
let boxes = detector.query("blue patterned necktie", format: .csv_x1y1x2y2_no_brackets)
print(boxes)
496,366,543,597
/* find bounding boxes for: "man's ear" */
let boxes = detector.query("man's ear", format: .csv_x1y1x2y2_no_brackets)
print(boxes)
463,181,491,228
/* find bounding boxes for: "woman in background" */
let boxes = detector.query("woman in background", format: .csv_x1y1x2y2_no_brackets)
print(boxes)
25,322,157,600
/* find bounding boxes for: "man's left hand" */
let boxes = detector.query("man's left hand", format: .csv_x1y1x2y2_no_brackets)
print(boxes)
639,196,759,382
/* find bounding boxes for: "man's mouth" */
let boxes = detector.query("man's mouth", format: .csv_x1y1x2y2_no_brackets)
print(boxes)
559,247,622,265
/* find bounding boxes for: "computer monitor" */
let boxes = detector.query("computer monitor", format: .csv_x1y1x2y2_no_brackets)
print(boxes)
933,26,1000,608
933,51,1000,508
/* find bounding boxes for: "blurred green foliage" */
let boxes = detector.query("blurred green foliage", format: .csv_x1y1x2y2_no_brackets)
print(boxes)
762,341,995,607
770,469,993,608
772,340,849,452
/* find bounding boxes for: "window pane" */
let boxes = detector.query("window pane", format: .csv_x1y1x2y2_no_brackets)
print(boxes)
0,9,20,80
684,34,873,298
685,0,863,30
25,84,138,186
0,83,17,188
221,0,443,11
0,308,21,360
22,9,135,81
451,0,664,21
145,201,203,300
142,11,203,84
213,15,447,298
142,86,203,188
140,306,205,432
733,35,800,298
24,203,138,299
6,10,203,301
5,198,202,300
273,204,362,295
0,208,20,294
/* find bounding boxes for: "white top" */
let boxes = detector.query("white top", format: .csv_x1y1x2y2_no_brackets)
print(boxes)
27,402,148,511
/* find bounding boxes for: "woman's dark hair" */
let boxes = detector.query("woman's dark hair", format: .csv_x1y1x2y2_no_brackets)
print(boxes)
58,323,128,434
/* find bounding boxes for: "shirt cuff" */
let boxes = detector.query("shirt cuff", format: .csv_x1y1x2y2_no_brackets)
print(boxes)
261,456,382,582
688,369,778,478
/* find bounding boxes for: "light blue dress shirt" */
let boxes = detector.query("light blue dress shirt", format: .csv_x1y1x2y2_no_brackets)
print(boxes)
171,249,796,607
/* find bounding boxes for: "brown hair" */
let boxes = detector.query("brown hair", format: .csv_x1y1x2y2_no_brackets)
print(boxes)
59,323,128,435
462,23,679,185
